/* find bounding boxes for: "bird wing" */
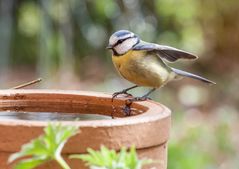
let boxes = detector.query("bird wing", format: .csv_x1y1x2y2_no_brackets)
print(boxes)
133,41,198,62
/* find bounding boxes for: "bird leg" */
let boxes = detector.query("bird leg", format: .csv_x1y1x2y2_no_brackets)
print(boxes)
129,88,156,101
112,85,138,101
123,88,156,116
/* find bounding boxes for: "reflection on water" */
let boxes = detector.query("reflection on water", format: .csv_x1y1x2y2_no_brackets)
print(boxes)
0,111,112,121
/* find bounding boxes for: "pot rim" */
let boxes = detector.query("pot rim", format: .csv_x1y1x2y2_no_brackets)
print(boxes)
0,89,171,127
0,89,171,153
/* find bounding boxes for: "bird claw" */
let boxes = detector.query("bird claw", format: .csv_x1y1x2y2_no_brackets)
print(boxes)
130,96,151,101
111,90,132,102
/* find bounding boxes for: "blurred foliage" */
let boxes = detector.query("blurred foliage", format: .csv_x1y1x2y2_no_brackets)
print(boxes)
168,110,239,169
0,0,239,169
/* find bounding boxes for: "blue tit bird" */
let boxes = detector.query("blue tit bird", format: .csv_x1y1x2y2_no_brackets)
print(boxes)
107,30,215,104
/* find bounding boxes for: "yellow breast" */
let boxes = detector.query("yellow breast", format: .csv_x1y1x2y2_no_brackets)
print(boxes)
112,50,143,70
112,50,173,87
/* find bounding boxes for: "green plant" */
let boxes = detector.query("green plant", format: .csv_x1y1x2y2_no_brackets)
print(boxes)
8,123,79,169
8,123,154,169
70,146,153,169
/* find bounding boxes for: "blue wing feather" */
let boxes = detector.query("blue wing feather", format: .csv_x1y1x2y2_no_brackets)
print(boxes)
133,41,198,62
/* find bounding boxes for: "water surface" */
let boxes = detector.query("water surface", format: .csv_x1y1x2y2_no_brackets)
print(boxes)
0,111,111,121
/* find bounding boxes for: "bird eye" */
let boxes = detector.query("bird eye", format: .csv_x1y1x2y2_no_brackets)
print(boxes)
118,39,124,44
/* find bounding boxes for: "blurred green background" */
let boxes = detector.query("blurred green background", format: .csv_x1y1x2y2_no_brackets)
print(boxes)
0,0,238,169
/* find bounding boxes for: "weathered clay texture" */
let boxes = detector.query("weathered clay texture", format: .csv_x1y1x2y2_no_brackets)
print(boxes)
0,90,171,169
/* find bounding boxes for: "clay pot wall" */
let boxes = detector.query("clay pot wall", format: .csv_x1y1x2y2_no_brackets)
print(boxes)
0,90,171,169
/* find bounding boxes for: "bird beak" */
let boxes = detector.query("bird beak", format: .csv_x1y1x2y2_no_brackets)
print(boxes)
106,45,113,50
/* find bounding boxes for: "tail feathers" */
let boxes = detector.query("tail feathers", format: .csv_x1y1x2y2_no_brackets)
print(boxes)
171,68,216,85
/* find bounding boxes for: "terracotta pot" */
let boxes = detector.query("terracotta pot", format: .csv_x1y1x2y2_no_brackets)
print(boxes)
0,90,171,169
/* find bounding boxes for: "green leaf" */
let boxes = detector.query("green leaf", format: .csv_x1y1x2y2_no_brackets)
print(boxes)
70,146,154,169
9,123,79,169
12,158,48,169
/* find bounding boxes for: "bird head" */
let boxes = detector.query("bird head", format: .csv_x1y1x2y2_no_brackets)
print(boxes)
107,30,140,56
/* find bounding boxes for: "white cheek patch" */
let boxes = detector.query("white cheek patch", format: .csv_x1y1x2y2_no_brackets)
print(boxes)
109,36,118,46
114,38,138,55
109,32,134,46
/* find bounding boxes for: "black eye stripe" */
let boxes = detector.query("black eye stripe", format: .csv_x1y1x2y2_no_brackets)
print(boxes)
118,39,124,43
113,37,132,47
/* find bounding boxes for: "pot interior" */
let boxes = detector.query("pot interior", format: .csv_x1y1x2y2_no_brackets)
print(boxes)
0,111,112,121
0,90,147,121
